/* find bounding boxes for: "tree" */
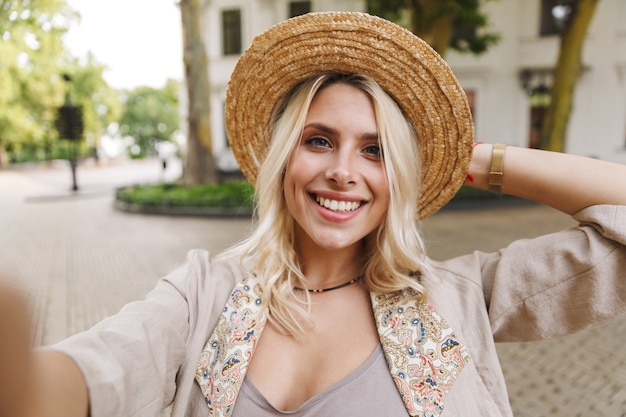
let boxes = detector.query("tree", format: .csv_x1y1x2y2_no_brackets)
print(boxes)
0,0,74,164
63,54,122,157
367,0,500,57
0,0,118,164
119,80,180,158
539,0,598,152
178,0,219,185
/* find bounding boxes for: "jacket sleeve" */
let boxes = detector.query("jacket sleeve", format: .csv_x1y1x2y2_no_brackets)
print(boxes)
478,204,626,342
46,249,234,417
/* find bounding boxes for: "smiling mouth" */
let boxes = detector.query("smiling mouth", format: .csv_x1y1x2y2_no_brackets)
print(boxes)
314,195,362,212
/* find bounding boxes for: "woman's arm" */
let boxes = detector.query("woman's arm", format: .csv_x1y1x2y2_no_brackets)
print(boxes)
466,144,626,215
0,284,89,417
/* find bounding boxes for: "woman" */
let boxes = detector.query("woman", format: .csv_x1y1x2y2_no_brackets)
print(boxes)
1,11,625,417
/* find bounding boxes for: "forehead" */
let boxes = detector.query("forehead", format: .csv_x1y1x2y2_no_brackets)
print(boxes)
305,83,378,130
308,82,374,113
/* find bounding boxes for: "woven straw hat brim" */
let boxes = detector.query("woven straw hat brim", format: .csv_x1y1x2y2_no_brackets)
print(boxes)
225,11,474,219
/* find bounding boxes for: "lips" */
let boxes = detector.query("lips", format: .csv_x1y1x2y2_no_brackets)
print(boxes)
314,194,362,212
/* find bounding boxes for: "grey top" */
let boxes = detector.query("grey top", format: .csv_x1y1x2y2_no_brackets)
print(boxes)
232,345,408,416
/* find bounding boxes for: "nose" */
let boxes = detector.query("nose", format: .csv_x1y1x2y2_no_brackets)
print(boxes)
325,150,356,187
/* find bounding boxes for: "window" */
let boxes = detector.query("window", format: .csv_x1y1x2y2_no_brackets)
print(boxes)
540,0,576,36
519,69,553,148
222,9,242,55
289,1,311,18
527,85,551,149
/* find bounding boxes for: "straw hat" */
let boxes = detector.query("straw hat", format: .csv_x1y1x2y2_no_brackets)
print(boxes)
225,11,474,219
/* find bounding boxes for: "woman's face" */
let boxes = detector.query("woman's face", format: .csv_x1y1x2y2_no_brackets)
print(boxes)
283,82,390,255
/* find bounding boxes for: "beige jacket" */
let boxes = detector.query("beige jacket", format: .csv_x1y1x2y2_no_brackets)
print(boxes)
52,205,626,417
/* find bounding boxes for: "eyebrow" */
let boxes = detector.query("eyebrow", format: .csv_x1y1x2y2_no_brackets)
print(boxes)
303,122,379,141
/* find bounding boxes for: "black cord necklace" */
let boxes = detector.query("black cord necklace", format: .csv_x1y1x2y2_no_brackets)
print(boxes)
294,276,362,293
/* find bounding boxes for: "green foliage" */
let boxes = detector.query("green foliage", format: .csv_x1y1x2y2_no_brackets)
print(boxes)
448,0,501,54
0,0,121,164
115,181,256,209
0,0,72,157
62,54,122,146
119,80,180,158
367,0,403,22
4,139,92,163
366,0,500,56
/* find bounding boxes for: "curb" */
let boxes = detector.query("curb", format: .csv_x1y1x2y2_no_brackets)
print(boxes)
113,200,254,218
113,195,531,219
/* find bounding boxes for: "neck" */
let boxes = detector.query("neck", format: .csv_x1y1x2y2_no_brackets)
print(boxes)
295,240,365,290
294,275,362,293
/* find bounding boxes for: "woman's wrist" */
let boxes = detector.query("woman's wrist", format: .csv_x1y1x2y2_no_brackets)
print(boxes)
464,143,494,190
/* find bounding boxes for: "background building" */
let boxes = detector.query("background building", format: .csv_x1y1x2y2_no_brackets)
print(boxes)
447,0,626,164
199,0,626,169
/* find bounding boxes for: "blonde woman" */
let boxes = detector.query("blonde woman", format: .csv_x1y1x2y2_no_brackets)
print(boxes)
1,12,625,417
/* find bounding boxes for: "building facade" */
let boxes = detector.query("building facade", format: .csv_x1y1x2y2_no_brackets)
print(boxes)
199,0,626,169
446,0,626,164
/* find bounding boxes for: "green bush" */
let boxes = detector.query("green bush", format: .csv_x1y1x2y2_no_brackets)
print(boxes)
115,182,523,215
115,181,256,209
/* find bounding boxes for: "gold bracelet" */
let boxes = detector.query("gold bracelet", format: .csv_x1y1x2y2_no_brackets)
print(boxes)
488,143,506,193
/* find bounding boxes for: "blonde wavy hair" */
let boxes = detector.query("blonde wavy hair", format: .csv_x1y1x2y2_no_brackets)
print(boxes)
223,73,431,337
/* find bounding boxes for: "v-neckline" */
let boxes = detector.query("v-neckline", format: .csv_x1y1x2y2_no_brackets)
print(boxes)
241,344,383,414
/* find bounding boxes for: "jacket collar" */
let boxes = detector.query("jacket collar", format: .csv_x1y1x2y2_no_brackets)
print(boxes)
195,272,470,417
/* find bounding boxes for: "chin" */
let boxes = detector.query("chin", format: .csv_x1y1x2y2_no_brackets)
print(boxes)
310,233,365,252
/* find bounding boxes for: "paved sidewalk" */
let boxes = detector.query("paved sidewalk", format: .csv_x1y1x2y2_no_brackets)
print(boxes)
0,159,624,416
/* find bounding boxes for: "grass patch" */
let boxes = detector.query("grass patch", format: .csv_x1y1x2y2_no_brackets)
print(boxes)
115,181,256,209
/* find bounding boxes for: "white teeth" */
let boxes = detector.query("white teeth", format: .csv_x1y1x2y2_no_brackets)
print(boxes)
315,195,361,212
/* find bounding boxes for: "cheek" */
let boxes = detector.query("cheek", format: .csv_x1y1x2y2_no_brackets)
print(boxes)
285,150,318,186
283,156,306,210
283,149,300,186
283,159,299,193
372,169,390,204
364,169,390,222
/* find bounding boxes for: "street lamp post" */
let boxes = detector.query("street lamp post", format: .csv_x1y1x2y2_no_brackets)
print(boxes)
54,74,84,191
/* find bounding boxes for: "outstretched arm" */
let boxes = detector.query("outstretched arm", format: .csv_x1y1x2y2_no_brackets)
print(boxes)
466,144,626,214
0,284,89,417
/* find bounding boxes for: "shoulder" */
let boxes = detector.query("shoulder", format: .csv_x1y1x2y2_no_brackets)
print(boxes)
164,249,252,304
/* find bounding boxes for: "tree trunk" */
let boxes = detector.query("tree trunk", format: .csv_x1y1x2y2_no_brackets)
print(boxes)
430,11,452,57
179,0,219,185
407,0,452,57
540,0,598,152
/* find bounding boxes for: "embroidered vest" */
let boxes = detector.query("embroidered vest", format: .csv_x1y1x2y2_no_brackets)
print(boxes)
195,272,470,417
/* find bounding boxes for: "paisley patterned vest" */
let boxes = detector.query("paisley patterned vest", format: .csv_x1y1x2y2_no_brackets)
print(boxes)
194,271,470,417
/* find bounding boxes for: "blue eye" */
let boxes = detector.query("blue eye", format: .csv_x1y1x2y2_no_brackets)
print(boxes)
304,136,331,148
363,144,382,158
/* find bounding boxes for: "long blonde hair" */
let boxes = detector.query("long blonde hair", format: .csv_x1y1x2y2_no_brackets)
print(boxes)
223,73,430,337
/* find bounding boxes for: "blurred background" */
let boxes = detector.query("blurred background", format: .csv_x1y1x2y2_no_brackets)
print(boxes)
1,0,625,176
1,1,625,416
